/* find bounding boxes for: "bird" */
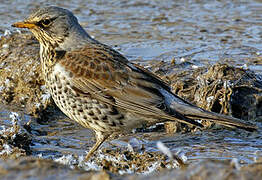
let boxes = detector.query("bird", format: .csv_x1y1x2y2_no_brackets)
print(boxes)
12,6,257,160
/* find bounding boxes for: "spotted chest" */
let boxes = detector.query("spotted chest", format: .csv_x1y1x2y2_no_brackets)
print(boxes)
45,62,128,133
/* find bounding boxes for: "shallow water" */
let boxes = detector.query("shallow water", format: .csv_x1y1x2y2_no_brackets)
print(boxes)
2,0,262,66
0,0,262,177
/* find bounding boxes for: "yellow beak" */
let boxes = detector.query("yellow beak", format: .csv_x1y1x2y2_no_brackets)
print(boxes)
12,21,37,29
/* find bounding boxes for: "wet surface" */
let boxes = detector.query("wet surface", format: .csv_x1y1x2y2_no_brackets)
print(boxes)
2,0,262,67
0,0,262,179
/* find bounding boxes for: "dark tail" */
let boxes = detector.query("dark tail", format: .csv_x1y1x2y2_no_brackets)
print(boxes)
170,95,257,132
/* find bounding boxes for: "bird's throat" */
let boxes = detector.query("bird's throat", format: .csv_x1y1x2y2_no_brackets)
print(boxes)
39,45,57,82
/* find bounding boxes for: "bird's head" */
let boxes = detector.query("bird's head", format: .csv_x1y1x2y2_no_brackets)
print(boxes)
12,6,86,49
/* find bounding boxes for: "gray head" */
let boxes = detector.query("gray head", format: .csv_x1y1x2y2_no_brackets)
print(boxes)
13,6,91,49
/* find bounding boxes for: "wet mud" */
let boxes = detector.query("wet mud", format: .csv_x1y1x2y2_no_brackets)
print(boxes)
0,0,261,179
0,157,262,180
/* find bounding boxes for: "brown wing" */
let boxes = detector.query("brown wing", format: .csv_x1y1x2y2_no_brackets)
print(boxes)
57,44,203,126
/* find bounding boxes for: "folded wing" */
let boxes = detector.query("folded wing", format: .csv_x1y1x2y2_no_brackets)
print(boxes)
57,44,257,131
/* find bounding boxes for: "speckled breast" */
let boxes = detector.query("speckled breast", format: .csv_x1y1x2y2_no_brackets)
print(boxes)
44,62,130,134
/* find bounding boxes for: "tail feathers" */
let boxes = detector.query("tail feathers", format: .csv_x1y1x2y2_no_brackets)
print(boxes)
185,111,257,132
172,111,204,128
170,97,258,132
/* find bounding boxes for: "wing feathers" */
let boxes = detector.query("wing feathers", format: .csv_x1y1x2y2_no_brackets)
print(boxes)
56,45,257,131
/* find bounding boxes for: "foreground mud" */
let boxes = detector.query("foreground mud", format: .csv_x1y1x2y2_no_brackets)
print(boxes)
0,157,111,180
134,159,262,180
0,157,261,180
0,112,31,159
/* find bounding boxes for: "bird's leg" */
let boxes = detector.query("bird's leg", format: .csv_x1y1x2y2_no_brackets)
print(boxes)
85,132,109,161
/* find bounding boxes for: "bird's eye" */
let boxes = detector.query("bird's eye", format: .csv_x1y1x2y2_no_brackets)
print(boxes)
41,19,51,27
